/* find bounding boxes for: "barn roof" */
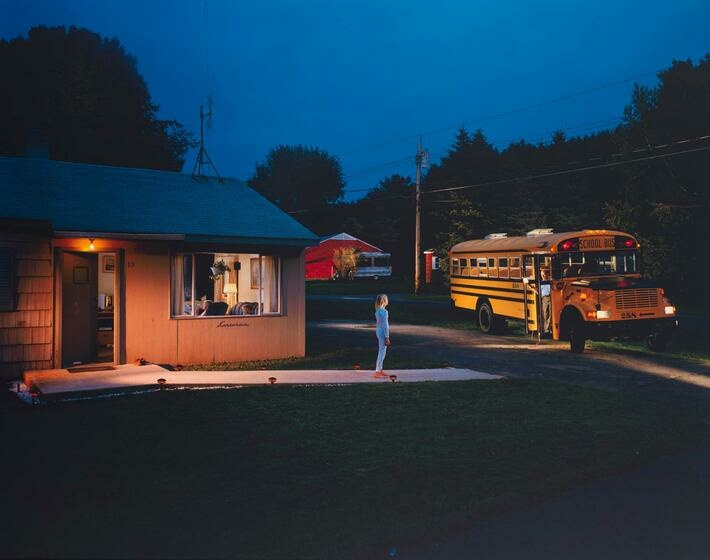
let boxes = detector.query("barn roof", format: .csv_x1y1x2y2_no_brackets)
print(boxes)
0,157,318,245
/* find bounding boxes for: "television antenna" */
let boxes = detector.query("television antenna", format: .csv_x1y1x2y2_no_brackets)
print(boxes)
192,96,221,180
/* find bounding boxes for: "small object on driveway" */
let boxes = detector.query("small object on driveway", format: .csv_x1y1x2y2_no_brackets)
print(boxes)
134,357,147,366
268,376,277,384
354,362,361,370
157,378,167,385
389,375,397,383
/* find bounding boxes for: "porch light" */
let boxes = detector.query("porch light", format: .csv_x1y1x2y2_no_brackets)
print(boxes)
88,238,95,251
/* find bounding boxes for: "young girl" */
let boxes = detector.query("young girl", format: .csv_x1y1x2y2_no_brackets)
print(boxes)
373,294,390,378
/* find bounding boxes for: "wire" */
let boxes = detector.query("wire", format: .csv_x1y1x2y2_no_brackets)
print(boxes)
335,59,701,158
425,143,710,196
287,135,710,214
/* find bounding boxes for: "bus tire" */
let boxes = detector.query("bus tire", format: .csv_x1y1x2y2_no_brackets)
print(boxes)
647,332,668,352
477,300,499,334
568,315,586,353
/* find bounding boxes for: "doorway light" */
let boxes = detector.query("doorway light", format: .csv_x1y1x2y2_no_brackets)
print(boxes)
89,238,95,251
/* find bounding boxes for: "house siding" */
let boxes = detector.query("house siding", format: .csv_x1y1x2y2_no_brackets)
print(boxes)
0,235,54,378
124,248,306,365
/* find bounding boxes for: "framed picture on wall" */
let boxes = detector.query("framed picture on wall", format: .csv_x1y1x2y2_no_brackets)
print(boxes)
103,254,115,273
250,258,260,289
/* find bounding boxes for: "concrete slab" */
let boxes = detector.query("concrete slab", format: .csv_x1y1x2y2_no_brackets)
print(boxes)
24,364,502,397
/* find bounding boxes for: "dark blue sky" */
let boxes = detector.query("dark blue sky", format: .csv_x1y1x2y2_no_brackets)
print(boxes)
3,0,709,199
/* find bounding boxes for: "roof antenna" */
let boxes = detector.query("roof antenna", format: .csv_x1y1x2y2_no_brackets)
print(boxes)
192,97,221,180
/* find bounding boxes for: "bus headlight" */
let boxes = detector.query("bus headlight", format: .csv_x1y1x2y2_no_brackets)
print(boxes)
664,306,676,315
596,310,611,319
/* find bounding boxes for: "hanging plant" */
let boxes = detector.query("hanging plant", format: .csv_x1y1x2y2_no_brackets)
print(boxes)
209,259,231,281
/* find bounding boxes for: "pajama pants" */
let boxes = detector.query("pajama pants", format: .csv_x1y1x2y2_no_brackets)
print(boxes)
375,332,387,372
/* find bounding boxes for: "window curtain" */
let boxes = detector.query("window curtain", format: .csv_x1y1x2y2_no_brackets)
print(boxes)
261,256,279,313
171,255,184,315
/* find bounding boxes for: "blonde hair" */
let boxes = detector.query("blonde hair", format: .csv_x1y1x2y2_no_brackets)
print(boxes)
375,294,388,309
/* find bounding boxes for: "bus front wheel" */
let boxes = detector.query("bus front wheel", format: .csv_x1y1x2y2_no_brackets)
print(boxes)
568,316,586,353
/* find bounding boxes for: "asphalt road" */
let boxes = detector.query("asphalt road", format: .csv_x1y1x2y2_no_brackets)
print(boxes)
307,319,710,559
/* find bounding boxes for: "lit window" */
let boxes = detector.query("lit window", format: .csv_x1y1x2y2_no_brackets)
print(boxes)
171,253,281,317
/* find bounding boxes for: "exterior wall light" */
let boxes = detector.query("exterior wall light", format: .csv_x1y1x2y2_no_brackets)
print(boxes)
89,238,95,251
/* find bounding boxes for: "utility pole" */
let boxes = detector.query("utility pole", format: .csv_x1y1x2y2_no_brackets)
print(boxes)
414,136,427,295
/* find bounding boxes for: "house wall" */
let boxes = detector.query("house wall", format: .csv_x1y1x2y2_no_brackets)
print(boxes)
0,234,53,378
0,237,307,377
125,247,306,365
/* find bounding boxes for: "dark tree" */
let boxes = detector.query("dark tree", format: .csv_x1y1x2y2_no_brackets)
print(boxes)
248,145,345,213
0,25,193,170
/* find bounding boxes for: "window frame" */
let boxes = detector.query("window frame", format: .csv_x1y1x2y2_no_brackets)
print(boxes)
170,252,282,319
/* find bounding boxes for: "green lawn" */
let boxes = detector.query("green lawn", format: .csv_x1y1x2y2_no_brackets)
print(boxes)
307,298,477,331
1,380,703,559
306,278,412,296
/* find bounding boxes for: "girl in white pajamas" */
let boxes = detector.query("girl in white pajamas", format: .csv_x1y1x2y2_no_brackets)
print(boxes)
374,294,390,377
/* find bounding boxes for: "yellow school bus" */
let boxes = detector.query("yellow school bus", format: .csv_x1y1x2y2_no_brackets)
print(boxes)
449,229,678,352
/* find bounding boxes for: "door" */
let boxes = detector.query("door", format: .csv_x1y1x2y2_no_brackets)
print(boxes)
62,252,98,366
523,255,537,334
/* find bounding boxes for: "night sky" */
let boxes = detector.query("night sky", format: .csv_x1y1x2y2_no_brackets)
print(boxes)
3,0,709,199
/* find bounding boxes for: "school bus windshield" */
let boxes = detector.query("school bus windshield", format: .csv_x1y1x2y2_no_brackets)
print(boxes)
555,250,639,278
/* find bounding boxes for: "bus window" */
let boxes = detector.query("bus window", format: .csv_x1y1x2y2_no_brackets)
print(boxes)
510,257,521,279
452,258,459,276
460,258,470,276
488,257,498,278
499,257,509,278
477,258,487,277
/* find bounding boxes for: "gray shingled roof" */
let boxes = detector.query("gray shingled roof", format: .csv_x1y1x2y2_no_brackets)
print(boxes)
0,157,318,245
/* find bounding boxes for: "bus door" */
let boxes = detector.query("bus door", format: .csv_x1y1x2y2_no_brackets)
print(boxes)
523,255,538,335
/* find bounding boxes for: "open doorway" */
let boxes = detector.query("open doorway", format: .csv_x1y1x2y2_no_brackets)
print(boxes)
61,251,116,367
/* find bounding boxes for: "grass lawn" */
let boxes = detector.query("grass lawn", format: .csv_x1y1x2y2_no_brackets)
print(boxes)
306,278,413,296
307,298,477,331
191,332,446,372
1,380,703,559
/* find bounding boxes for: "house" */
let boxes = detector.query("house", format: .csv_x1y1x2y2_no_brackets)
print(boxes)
305,232,392,280
0,156,318,378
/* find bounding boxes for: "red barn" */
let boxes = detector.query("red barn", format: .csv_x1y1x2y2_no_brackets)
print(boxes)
305,233,392,280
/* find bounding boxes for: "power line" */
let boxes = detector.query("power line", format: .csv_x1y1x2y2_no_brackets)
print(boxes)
287,135,710,214
335,57,704,159
342,116,624,191
425,142,710,196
